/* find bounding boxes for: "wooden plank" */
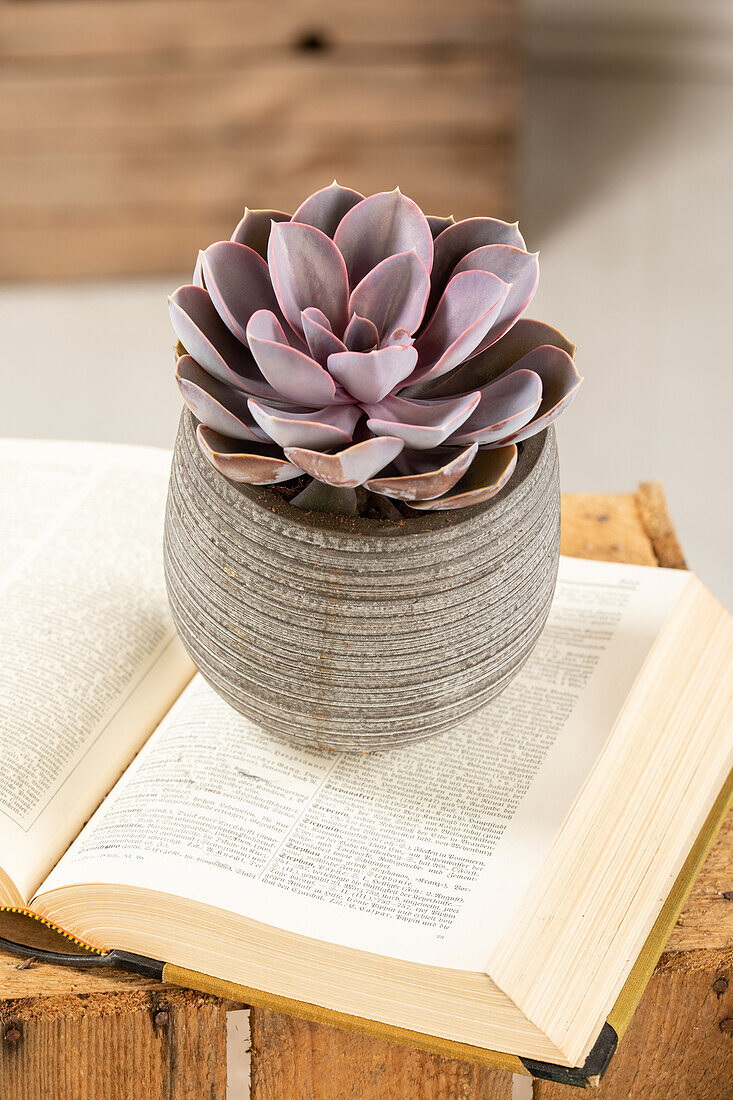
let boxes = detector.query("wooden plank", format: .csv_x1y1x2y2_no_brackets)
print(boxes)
0,952,162,1003
0,984,228,1100
249,1007,514,1099
0,134,512,213
0,140,512,214
0,58,514,155
0,139,512,280
0,0,514,63
0,9,516,280
533,954,733,1099
635,479,688,570
560,491,658,566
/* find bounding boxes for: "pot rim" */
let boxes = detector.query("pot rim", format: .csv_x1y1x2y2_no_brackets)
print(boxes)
181,410,552,542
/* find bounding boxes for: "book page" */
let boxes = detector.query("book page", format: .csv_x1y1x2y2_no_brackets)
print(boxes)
0,440,193,902
38,557,690,969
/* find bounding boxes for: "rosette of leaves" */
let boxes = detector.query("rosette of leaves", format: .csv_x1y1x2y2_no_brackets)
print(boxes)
169,183,581,514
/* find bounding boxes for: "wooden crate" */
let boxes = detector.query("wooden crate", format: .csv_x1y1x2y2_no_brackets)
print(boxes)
2,484,732,1099
0,0,518,281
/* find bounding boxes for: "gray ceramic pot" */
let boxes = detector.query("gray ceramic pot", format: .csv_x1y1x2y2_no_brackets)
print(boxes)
164,410,560,751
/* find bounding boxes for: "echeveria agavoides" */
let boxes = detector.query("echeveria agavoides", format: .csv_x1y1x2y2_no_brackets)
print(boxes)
170,183,581,512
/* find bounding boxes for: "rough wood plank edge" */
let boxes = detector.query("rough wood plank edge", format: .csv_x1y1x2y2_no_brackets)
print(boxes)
0,986,219,1022
635,480,688,570
249,1007,514,1100
0,987,228,1100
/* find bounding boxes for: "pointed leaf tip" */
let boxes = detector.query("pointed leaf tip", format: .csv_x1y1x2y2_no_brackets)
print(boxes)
349,249,430,339
268,220,350,337
412,270,511,383
230,208,289,257
334,189,434,290
291,182,364,239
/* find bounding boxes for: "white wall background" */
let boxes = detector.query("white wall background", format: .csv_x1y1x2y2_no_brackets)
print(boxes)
524,0,733,609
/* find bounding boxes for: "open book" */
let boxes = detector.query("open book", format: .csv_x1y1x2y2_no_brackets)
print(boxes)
1,438,731,1088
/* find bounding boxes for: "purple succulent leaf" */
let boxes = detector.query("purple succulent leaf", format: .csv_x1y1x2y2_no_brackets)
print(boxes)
284,436,405,488
247,399,362,450
175,355,268,442
484,346,583,446
426,214,456,239
230,208,290,258
197,425,302,485
201,242,281,345
301,307,347,365
427,217,526,317
365,443,478,501
410,271,511,384
488,317,576,370
364,391,480,450
268,221,350,338
453,246,540,355
409,317,576,398
333,189,434,289
327,344,418,405
168,285,281,401
292,182,364,238
247,310,345,406
407,445,517,511
192,250,205,288
348,250,430,339
170,188,579,516
344,313,379,352
448,369,542,445
383,327,413,347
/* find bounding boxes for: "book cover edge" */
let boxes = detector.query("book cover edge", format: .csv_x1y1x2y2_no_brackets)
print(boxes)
2,768,730,1086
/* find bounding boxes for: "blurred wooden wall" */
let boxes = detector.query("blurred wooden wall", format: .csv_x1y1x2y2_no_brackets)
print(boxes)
0,0,518,281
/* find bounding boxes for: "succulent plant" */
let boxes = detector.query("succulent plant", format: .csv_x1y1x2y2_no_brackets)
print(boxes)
169,183,581,514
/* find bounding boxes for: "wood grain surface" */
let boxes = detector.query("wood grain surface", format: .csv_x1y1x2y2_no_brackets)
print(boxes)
0,0,517,280
0,481,730,1098
250,1008,511,1100
0,985,228,1100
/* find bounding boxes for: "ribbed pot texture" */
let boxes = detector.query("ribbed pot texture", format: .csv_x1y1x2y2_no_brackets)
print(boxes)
164,410,561,751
